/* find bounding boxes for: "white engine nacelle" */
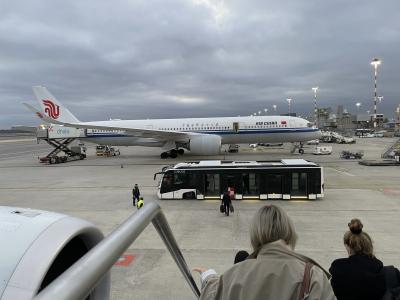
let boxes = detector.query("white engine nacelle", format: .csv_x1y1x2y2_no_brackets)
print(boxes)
0,206,109,300
189,135,221,155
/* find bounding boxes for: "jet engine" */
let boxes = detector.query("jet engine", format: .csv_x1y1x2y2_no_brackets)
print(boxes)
0,206,109,300
189,135,221,155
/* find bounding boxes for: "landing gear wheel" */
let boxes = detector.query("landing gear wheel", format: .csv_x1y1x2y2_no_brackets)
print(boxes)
170,150,178,158
161,152,169,159
178,149,185,155
299,148,304,154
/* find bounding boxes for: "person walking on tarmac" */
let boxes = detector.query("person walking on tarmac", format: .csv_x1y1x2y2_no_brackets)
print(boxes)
222,191,232,216
132,184,140,206
137,197,144,209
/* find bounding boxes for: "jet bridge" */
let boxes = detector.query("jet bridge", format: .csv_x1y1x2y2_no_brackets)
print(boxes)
36,125,87,164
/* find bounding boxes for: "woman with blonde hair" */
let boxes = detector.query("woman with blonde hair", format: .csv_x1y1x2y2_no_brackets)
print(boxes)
194,205,335,300
329,218,386,300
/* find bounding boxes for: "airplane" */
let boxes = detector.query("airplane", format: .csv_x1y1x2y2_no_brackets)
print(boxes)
24,86,321,158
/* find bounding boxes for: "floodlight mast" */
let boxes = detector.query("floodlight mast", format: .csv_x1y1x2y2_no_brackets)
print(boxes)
371,58,381,127
312,87,319,127
286,98,292,115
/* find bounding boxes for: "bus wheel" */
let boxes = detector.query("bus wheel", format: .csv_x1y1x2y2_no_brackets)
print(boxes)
178,149,185,155
299,149,304,154
161,152,169,159
183,192,195,199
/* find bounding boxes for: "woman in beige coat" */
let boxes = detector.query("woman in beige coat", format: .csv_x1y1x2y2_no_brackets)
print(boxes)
194,205,336,300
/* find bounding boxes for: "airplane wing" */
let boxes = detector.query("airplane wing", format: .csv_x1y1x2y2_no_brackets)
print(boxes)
23,103,203,141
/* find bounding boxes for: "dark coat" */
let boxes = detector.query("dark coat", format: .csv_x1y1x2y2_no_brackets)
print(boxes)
329,254,386,300
222,193,231,206
133,187,140,197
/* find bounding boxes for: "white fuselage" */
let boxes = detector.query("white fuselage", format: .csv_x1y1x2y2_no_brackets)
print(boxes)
82,115,321,146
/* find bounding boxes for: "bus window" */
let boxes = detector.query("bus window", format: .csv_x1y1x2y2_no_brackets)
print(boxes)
242,173,258,195
205,174,220,196
265,174,283,194
291,172,307,196
174,172,186,190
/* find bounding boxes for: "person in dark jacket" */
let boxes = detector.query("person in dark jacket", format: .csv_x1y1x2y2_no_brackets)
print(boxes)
132,184,140,206
329,218,386,300
222,191,231,216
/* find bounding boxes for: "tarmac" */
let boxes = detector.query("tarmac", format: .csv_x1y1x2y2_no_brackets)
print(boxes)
0,136,400,299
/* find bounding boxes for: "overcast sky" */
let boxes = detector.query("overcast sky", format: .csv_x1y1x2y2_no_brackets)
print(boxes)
1,0,399,128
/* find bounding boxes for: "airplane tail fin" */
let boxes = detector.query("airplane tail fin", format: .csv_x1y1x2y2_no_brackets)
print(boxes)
32,86,80,123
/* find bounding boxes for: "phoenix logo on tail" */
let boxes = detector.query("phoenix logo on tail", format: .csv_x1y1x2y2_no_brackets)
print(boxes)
42,99,60,119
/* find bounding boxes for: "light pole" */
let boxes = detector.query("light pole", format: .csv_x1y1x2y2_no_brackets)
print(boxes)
272,104,277,114
356,102,361,113
377,96,383,103
371,58,381,127
258,110,262,116
286,98,292,115
264,108,268,115
312,87,319,127
396,105,400,132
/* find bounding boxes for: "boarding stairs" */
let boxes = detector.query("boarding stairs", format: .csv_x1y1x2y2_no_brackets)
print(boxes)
381,138,400,159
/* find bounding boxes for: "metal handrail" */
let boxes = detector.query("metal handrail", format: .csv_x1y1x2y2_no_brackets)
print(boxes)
34,201,200,300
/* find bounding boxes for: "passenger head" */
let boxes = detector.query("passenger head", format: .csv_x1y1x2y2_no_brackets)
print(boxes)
343,218,374,257
250,205,297,254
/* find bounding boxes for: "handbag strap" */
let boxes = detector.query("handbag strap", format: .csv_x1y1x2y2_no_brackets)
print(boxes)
299,262,313,300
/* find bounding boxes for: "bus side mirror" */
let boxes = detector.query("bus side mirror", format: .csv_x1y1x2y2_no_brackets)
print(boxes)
154,172,164,180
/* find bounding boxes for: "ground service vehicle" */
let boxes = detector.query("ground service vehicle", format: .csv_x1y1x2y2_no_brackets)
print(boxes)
313,146,332,155
228,144,239,153
96,145,120,157
154,159,324,200
341,150,364,159
96,145,106,156
307,139,319,145
39,144,86,164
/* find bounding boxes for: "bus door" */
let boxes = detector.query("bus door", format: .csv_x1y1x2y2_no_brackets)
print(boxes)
263,174,283,199
221,173,242,197
291,172,307,198
241,173,258,198
204,173,220,198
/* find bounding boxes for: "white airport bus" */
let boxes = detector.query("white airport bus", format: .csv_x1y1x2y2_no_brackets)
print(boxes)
154,159,324,200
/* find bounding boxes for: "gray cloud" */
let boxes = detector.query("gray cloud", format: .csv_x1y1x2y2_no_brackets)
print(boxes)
1,0,399,128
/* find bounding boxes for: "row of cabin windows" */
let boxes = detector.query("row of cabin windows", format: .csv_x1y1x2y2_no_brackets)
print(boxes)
245,124,287,129
90,129,123,133
158,124,288,131
159,127,230,131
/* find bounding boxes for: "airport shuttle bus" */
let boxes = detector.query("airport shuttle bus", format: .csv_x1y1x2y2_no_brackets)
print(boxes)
155,159,324,200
